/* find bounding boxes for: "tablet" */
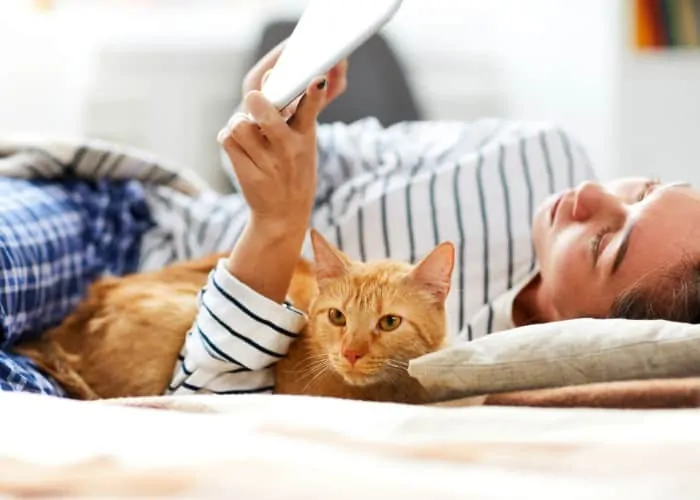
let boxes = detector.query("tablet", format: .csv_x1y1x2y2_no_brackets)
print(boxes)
261,0,404,111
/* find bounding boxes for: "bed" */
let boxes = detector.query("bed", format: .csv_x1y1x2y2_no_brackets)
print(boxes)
2,137,700,498
1,391,699,498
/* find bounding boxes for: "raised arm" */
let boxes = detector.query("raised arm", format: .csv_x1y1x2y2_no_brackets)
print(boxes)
169,76,329,394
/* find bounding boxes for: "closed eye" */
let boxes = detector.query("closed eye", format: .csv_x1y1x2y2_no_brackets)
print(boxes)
591,226,612,263
593,180,657,263
637,180,660,202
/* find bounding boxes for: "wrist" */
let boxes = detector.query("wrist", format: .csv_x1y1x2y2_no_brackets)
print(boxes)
249,214,309,242
225,218,308,304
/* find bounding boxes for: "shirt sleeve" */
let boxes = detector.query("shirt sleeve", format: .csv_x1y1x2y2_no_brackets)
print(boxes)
314,118,489,200
167,259,307,395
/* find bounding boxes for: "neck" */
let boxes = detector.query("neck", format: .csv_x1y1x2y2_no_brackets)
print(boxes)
512,274,556,327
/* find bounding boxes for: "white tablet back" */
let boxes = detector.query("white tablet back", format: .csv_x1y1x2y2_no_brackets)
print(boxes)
261,0,403,110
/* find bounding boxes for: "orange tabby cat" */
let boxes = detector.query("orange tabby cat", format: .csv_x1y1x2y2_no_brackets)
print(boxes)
15,230,454,404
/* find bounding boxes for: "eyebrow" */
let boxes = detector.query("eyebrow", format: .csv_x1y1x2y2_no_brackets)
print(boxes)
611,222,634,275
610,182,691,275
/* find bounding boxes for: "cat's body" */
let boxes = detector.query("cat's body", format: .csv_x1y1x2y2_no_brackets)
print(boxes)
15,231,454,405
14,253,224,400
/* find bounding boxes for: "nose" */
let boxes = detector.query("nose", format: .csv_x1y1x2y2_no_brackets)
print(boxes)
342,348,365,366
571,181,624,222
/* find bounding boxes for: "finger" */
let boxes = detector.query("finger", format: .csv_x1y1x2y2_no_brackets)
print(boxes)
286,94,306,127
229,119,273,172
290,77,328,133
218,110,262,144
327,59,349,101
328,59,348,83
245,91,291,145
281,106,295,121
281,94,303,120
221,134,257,180
217,112,247,145
257,40,286,71
244,41,287,91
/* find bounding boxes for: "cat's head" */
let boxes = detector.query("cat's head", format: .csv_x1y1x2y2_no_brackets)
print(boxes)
306,230,455,387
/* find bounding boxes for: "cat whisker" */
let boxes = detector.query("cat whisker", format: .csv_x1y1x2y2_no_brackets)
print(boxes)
285,362,323,378
296,358,330,383
384,359,409,371
384,360,414,382
304,353,330,361
286,355,327,374
301,361,330,393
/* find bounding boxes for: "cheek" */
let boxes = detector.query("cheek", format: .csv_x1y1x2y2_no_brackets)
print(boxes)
532,192,563,248
540,231,592,309
375,326,427,358
542,229,579,274
311,317,342,348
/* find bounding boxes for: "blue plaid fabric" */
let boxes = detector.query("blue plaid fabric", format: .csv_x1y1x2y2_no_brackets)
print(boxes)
0,178,153,396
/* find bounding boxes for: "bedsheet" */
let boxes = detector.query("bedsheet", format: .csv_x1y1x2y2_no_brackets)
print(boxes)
0,392,698,498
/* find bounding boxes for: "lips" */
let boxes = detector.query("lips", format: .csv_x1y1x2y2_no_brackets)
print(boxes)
550,194,563,225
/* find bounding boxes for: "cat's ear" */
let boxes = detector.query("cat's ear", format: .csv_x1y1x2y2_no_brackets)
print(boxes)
310,229,350,282
410,242,455,302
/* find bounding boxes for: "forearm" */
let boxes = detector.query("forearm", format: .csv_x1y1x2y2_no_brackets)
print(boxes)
226,218,307,304
167,258,306,395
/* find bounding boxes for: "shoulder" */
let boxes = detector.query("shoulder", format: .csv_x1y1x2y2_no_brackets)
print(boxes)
318,118,591,154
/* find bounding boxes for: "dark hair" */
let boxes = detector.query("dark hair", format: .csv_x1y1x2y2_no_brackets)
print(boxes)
609,261,700,323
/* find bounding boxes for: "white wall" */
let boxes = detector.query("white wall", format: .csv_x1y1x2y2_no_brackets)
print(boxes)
619,52,700,185
5,0,697,187
409,0,700,185
391,0,620,178
0,14,90,136
483,0,620,180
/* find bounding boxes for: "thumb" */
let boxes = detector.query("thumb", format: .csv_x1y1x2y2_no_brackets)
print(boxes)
290,77,328,133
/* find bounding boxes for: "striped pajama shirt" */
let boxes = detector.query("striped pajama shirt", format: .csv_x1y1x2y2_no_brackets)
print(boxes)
149,118,597,395
0,118,596,396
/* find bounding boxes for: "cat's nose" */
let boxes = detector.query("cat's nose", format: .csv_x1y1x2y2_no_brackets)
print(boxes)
342,348,364,365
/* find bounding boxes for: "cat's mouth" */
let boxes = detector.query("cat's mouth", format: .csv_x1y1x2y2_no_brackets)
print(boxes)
331,355,409,387
339,368,380,386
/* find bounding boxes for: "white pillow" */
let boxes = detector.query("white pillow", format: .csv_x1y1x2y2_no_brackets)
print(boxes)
408,318,700,398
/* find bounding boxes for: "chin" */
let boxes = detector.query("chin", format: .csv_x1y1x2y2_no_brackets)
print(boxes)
333,363,383,387
531,203,551,258
532,202,549,233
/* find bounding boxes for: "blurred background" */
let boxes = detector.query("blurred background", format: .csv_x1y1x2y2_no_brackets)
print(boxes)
0,0,698,192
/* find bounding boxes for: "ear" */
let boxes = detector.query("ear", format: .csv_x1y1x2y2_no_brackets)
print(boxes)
409,242,455,302
310,229,350,283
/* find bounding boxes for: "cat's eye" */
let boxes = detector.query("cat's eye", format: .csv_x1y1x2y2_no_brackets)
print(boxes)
328,308,347,327
377,315,402,332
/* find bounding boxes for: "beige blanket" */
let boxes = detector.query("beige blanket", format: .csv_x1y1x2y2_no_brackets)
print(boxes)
439,377,700,409
0,392,698,498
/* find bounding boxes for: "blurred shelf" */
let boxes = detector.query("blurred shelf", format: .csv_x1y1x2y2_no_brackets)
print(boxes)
631,0,700,51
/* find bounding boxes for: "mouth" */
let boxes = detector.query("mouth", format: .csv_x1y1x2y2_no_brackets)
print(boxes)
549,193,564,226
341,370,378,386
332,358,383,386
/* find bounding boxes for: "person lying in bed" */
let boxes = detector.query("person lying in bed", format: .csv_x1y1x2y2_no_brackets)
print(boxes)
3,43,700,397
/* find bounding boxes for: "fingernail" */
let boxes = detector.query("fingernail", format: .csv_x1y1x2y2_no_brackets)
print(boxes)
316,79,327,90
